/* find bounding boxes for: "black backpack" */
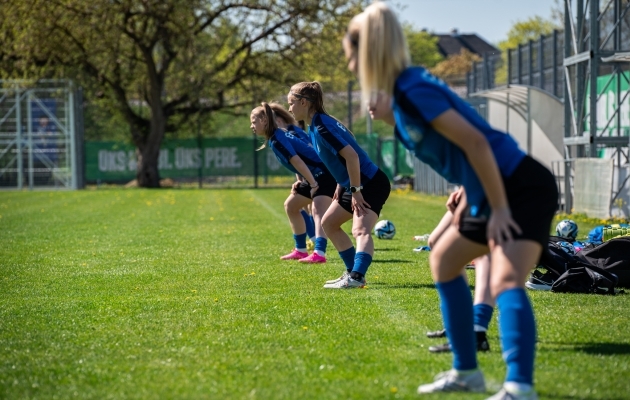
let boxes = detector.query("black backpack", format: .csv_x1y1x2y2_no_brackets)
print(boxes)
551,264,618,294
576,237,630,287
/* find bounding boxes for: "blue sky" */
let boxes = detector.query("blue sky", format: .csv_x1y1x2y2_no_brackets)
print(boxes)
392,0,559,45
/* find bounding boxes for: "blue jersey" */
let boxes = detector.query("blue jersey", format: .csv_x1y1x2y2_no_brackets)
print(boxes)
286,124,309,142
268,128,327,178
393,67,526,214
309,112,378,188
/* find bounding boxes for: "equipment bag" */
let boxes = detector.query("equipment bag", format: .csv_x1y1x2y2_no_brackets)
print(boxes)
576,236,630,287
551,264,618,295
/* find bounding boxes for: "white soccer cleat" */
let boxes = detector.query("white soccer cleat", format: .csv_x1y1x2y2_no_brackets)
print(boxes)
324,271,350,285
417,369,486,394
323,275,366,289
486,387,538,400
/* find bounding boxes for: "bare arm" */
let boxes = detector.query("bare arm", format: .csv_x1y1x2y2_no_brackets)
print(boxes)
338,145,361,187
338,144,370,216
289,156,317,187
430,109,521,245
431,109,507,210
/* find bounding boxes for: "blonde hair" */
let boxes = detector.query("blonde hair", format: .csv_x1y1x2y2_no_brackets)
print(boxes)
251,102,277,150
269,102,297,127
350,2,410,107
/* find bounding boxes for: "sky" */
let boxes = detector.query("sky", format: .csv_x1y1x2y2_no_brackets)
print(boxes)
392,0,559,45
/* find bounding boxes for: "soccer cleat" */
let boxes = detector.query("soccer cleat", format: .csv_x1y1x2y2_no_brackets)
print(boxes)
325,271,349,285
428,342,451,353
429,331,490,353
426,329,447,338
525,270,555,291
485,387,538,400
323,275,366,289
476,331,490,351
280,249,308,260
417,369,486,394
298,253,326,264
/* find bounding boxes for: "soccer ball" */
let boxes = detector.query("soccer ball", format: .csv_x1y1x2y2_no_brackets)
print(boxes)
556,219,578,239
374,220,396,239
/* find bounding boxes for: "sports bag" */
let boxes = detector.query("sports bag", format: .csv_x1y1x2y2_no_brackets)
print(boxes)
551,264,618,294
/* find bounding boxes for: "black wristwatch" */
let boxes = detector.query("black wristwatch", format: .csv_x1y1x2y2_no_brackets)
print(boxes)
350,185,363,193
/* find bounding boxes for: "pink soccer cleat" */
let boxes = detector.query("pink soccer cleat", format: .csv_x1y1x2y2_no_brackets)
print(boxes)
280,249,309,260
298,253,327,264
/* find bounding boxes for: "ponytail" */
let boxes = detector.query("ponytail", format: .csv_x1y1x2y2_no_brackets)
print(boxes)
290,81,355,138
269,102,298,126
251,102,277,151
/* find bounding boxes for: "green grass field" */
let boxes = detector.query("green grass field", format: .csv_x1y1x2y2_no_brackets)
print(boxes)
1,189,629,400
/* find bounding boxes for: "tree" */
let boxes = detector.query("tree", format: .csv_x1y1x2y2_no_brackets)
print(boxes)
1,0,363,187
404,25,443,68
430,49,481,87
494,15,559,84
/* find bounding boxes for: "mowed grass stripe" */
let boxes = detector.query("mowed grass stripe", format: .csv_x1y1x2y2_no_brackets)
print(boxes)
0,189,628,400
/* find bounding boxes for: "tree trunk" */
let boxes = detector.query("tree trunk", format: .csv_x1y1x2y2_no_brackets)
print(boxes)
135,107,166,188
136,141,161,187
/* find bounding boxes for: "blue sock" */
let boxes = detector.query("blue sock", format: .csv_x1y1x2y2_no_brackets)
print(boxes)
314,237,328,255
497,288,536,385
474,303,494,331
301,210,315,240
338,247,356,272
352,252,372,276
293,233,307,251
435,276,477,371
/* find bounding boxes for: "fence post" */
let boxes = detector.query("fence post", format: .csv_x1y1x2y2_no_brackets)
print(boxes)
15,87,23,189
347,81,353,132
553,29,559,97
471,61,477,92
507,48,512,86
253,131,258,188
528,39,534,86
538,35,545,90
197,112,202,189
517,44,522,84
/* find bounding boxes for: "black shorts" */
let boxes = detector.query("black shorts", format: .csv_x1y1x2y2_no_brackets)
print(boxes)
459,156,559,247
338,168,391,216
294,172,336,199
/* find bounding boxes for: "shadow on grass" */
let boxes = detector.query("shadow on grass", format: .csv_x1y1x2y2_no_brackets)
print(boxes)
374,259,411,264
374,248,397,252
541,341,630,355
368,282,436,290
542,393,628,400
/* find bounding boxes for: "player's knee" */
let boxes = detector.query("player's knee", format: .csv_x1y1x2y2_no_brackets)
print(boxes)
284,198,298,214
352,226,370,239
321,215,338,234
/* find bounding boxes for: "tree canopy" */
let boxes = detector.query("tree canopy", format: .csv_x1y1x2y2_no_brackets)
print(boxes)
0,0,363,187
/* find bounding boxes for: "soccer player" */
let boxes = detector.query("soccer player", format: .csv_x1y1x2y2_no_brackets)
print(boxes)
426,187,493,354
250,102,335,263
287,82,391,289
269,102,317,248
343,3,558,399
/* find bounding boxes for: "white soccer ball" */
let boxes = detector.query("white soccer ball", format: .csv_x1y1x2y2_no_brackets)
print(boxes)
556,219,578,239
374,220,396,239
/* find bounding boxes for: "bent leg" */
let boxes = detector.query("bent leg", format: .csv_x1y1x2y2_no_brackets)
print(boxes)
430,226,488,371
284,193,311,235
491,240,542,388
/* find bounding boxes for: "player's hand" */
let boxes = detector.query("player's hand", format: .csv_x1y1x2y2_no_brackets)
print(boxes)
487,207,522,249
291,181,300,194
446,188,463,213
309,183,319,198
351,192,371,217
332,184,343,201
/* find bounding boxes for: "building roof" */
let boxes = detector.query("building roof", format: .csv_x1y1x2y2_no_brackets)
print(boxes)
433,29,499,57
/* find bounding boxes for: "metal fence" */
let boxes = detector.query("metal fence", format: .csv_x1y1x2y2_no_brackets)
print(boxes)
467,30,565,99
0,80,83,189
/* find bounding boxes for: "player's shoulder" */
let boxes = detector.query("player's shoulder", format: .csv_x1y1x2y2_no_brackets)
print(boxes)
313,113,347,134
